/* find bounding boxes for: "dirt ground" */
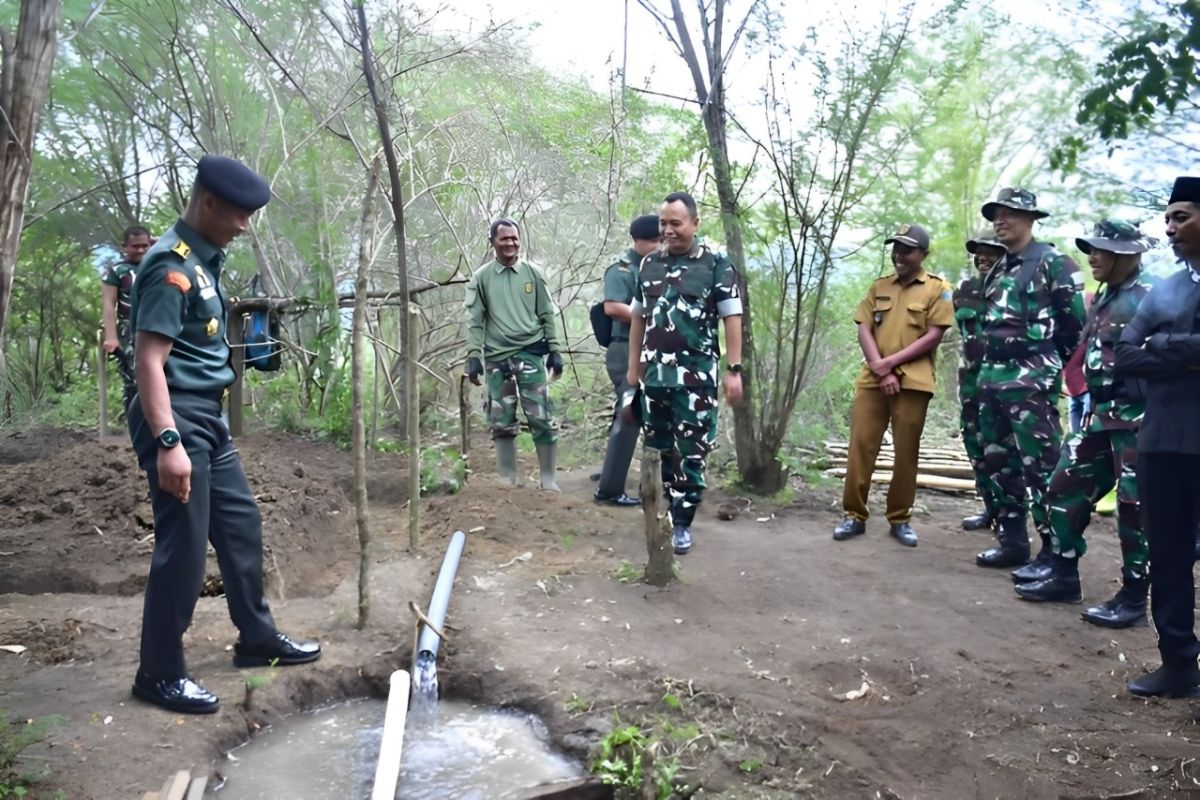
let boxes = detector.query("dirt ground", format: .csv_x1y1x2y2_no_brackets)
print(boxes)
3,425,1200,799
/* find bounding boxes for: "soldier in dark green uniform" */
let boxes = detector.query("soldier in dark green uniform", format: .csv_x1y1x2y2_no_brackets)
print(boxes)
127,155,320,714
974,188,1086,569
594,214,660,506
102,225,153,410
1014,221,1153,629
627,192,743,555
956,231,1007,532
465,219,566,490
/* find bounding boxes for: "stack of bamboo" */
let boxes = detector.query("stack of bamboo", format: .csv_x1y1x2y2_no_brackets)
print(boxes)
822,440,977,494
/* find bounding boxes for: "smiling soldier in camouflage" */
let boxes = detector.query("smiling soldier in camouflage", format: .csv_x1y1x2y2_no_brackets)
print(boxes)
626,192,744,556
974,187,1086,571
1014,220,1154,629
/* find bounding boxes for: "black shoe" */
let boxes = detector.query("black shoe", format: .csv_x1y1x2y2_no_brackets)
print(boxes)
1011,547,1054,583
594,490,641,507
961,511,992,531
233,632,322,668
1013,557,1082,603
889,522,918,547
833,518,866,541
1128,663,1200,698
976,544,1029,568
132,671,219,714
1081,576,1148,629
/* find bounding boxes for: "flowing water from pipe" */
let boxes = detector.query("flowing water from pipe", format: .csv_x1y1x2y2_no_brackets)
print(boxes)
212,699,581,798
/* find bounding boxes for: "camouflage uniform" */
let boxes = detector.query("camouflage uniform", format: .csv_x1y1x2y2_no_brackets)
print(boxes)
1046,271,1151,575
977,241,1085,538
465,258,564,446
953,272,1001,520
630,237,742,527
102,259,139,409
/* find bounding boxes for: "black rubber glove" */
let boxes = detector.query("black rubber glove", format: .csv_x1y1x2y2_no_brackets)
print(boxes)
467,356,484,386
546,351,564,379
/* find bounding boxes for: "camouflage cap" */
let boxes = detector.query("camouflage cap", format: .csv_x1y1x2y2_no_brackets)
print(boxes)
1075,219,1153,255
965,229,1008,254
981,187,1050,221
884,222,930,250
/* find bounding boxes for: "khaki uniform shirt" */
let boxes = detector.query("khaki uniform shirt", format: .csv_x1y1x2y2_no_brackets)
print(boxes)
853,268,954,394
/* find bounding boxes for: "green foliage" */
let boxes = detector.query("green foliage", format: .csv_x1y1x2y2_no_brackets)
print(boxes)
591,721,679,799
0,714,65,799
564,693,591,714
738,758,764,773
612,561,641,584
1053,0,1200,171
418,447,467,495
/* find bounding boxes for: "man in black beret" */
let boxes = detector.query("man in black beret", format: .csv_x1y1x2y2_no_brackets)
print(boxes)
126,155,319,714
1115,175,1200,697
593,214,661,506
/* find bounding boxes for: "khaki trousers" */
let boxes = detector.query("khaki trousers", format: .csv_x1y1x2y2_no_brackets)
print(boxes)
842,386,932,523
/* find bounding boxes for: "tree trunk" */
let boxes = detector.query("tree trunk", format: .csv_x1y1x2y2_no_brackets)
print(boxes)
352,162,380,630
0,0,62,372
639,448,675,586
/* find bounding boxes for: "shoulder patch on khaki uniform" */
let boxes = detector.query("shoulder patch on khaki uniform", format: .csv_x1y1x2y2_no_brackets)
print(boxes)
171,241,191,260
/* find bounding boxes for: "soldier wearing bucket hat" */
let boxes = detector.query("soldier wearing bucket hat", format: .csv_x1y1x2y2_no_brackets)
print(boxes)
973,187,1086,572
127,155,320,714
1014,220,1154,631
1116,176,1200,697
834,223,954,548
955,231,1008,533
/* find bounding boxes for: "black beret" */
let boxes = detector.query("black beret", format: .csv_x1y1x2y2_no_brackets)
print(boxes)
629,214,661,241
1169,176,1200,205
195,155,271,211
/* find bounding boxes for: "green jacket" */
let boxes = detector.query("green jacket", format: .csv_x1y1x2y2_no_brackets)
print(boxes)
129,219,235,393
602,247,640,343
465,258,563,361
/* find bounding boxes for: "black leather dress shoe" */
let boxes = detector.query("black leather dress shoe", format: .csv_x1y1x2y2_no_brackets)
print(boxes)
594,490,641,507
233,632,322,667
889,522,918,547
833,518,865,541
132,671,219,714
1128,663,1200,698
961,511,992,531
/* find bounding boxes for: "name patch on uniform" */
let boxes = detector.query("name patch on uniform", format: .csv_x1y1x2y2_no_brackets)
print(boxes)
524,281,534,294
205,317,219,337
200,286,217,300
165,272,192,293
193,265,214,290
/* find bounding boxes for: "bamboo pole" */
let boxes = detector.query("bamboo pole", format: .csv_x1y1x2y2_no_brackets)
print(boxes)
97,329,108,440
640,448,675,586
408,303,420,551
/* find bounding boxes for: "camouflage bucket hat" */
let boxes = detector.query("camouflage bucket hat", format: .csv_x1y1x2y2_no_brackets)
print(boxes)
981,187,1050,221
965,229,1008,254
1075,219,1153,255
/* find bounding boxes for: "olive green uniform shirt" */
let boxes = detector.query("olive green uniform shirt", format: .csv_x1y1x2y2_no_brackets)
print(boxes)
465,259,563,361
129,219,235,393
853,268,955,394
602,248,640,342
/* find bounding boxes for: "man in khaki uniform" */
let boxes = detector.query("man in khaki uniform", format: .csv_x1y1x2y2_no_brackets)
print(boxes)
834,223,954,547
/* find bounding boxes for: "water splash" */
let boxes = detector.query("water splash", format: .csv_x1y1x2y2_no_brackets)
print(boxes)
410,651,439,713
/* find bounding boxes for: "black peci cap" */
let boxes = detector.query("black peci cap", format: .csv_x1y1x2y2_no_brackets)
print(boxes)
195,155,271,211
1169,176,1200,205
629,214,661,241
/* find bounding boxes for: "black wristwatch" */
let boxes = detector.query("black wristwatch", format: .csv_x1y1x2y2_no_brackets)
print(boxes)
157,428,182,449
726,363,743,374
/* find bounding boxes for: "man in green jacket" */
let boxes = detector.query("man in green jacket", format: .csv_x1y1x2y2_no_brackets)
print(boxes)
465,219,566,490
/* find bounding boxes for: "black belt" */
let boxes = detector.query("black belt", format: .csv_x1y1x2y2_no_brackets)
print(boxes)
984,340,1056,361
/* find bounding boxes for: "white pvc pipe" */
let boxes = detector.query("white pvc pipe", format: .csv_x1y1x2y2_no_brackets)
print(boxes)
371,669,411,800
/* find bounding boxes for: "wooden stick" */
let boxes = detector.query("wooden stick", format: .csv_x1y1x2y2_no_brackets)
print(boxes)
640,448,675,586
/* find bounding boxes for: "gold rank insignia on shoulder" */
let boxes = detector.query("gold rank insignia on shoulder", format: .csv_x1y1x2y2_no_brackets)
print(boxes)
524,281,533,294
171,241,191,259
206,317,219,337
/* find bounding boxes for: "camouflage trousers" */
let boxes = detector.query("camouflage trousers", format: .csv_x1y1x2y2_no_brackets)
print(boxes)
641,385,718,528
1046,428,1147,578
111,319,137,412
960,395,1001,517
484,351,556,445
978,387,1062,537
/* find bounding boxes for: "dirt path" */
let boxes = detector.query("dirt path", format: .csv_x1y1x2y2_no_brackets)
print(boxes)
2,428,1199,798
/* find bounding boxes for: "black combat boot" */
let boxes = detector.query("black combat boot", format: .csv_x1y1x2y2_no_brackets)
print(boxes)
1011,533,1054,583
1128,660,1200,698
976,518,1030,568
1080,573,1148,628
1014,554,1082,603
961,509,992,531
